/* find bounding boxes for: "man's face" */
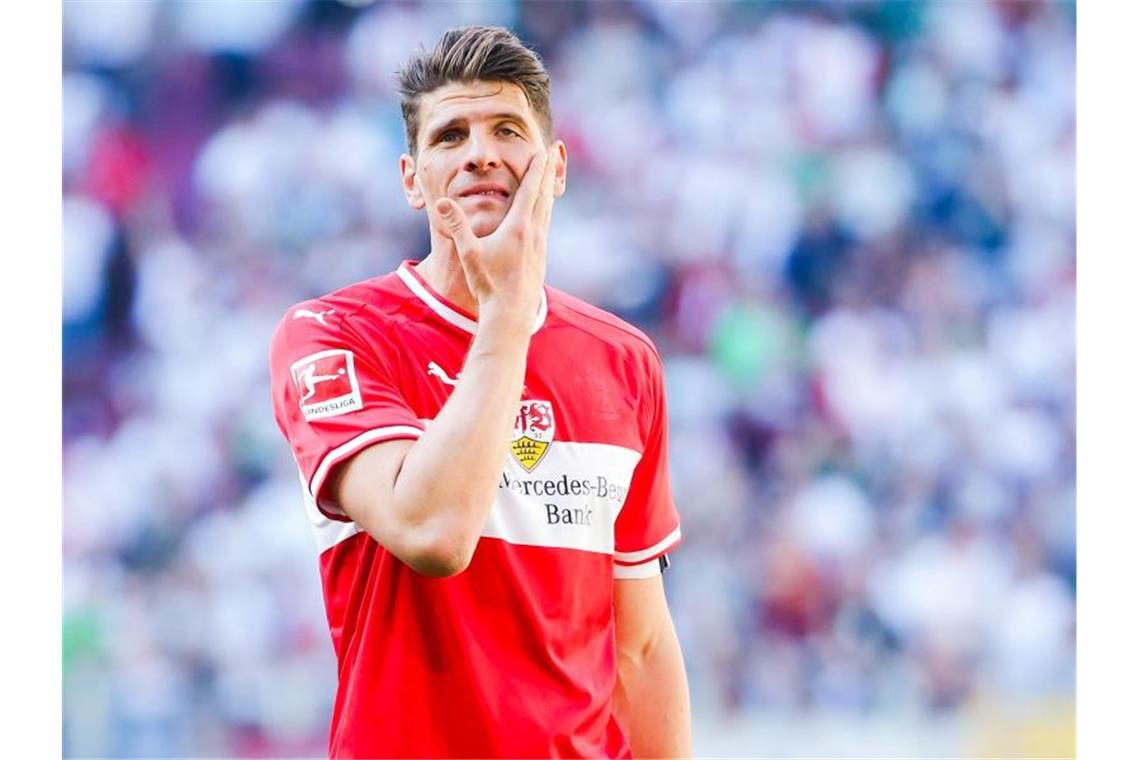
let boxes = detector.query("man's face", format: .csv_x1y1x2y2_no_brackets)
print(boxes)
401,80,566,238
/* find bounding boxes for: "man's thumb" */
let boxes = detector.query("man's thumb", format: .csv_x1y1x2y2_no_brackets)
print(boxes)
435,198,473,244
436,198,464,226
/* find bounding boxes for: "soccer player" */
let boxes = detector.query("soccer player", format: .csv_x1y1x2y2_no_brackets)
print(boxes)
269,25,690,758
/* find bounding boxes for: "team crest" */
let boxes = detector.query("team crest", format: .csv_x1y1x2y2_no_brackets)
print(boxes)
511,400,555,471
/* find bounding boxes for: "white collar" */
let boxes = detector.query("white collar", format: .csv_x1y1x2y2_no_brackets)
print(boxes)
396,261,548,336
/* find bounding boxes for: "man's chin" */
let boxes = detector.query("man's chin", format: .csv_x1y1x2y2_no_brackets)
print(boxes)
469,215,507,238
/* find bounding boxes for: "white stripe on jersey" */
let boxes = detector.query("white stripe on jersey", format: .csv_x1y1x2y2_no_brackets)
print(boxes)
614,558,666,579
299,469,362,553
301,439,644,559
613,526,683,564
483,441,642,556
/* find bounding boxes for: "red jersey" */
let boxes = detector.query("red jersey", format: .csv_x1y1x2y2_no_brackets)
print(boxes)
268,260,682,758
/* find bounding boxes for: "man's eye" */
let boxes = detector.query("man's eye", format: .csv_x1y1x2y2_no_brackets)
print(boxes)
498,127,521,138
439,130,463,143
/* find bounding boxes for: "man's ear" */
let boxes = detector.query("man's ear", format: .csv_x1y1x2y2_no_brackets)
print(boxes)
552,140,569,199
400,153,425,210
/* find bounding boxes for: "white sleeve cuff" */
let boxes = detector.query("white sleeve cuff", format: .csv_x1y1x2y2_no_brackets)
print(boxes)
308,425,424,515
613,526,682,564
614,553,671,579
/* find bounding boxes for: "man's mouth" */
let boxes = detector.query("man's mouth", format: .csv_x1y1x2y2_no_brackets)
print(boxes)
458,184,510,199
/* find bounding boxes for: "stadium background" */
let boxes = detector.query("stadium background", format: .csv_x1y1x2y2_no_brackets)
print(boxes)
62,1,1075,757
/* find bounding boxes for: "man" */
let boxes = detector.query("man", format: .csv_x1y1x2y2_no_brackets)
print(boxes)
269,25,690,758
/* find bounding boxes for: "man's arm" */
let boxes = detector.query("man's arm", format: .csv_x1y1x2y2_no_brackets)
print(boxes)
330,147,557,578
613,573,692,757
331,313,530,577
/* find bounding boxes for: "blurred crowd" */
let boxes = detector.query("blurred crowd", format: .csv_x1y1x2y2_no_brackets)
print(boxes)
63,1,1075,757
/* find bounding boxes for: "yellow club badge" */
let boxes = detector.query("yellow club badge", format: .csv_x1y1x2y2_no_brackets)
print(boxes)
511,400,555,471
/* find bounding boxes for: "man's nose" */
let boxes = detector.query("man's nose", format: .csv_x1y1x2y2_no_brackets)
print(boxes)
463,132,501,171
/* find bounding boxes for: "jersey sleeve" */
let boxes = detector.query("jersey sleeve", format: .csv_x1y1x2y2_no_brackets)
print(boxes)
613,346,682,579
269,301,424,521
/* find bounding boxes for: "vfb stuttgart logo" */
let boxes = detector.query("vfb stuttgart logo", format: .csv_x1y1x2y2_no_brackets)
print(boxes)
511,400,555,471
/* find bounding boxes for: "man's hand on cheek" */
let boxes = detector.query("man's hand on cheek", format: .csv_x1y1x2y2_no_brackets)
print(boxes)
432,146,557,327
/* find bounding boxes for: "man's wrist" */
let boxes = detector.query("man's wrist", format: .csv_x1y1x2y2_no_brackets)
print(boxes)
478,297,540,338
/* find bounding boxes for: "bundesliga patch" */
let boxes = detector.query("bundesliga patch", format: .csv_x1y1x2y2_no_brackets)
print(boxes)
290,349,363,420
511,400,555,471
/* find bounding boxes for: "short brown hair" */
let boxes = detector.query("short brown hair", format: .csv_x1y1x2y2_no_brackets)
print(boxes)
396,25,553,154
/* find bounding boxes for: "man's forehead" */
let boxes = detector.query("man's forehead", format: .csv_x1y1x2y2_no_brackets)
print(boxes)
419,80,533,123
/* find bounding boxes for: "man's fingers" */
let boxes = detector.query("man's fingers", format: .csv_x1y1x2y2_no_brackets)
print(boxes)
504,149,549,226
435,198,477,251
532,146,557,229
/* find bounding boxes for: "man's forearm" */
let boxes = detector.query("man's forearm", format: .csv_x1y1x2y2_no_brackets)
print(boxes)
614,616,692,757
386,310,531,569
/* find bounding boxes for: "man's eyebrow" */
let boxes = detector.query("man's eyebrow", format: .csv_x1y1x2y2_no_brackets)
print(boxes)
486,112,529,125
427,117,467,138
427,112,530,138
